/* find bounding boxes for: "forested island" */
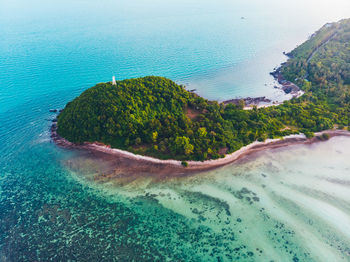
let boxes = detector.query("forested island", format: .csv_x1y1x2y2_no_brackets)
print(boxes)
55,19,350,162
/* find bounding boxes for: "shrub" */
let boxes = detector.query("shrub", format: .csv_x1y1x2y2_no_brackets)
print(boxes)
321,133,330,140
304,131,314,138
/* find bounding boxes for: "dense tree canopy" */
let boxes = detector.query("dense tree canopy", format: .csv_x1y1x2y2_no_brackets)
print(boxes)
282,19,350,106
57,19,350,161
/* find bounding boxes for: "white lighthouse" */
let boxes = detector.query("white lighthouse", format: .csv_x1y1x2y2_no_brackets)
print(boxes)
112,76,116,85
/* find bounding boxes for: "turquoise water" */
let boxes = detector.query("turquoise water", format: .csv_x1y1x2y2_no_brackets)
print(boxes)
1,0,350,260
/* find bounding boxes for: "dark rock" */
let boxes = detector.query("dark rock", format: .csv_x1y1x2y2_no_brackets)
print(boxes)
271,66,301,96
223,96,271,107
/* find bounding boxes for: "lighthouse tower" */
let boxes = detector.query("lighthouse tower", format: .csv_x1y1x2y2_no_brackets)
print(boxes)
112,76,116,85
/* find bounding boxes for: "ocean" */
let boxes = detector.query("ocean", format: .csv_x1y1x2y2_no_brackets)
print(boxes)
0,0,350,260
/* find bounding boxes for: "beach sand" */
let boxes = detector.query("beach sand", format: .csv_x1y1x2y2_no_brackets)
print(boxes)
52,126,350,178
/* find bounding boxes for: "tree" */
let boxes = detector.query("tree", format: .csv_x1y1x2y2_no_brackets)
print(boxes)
198,127,207,137
152,131,158,142
238,99,245,110
175,136,194,155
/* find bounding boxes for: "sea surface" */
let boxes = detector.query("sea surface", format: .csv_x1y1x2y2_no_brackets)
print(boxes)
0,0,350,261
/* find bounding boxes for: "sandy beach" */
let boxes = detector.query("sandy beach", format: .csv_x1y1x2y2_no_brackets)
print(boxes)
51,124,350,177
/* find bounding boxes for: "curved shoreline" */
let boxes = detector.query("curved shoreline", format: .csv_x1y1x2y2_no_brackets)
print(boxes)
51,124,350,175
50,61,306,176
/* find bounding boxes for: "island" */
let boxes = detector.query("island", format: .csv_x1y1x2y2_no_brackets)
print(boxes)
52,18,350,171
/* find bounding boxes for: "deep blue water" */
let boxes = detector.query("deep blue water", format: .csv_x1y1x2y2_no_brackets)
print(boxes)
1,0,350,261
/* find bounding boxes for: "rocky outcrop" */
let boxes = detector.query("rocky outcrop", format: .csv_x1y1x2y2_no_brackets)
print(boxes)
270,67,301,97
223,96,271,106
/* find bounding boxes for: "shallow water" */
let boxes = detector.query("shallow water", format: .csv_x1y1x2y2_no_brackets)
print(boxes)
2,136,350,261
1,0,350,261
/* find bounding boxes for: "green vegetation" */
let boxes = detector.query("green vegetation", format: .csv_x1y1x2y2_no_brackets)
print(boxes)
282,19,350,107
57,19,350,161
181,161,189,167
321,133,330,140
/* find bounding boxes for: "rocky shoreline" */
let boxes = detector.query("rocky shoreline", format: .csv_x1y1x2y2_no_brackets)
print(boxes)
270,65,303,97
223,96,271,107
223,63,303,108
